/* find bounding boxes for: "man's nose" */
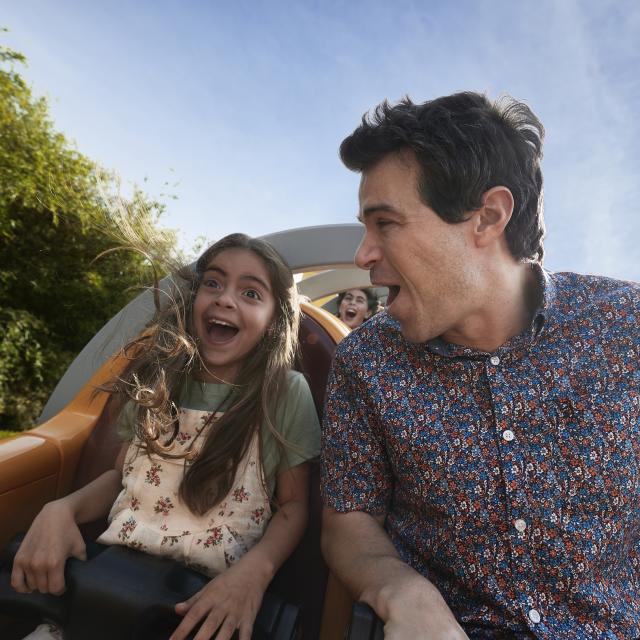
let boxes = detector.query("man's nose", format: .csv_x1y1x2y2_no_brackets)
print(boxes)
354,232,382,271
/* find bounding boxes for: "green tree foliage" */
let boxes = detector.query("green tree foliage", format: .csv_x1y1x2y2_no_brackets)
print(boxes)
0,38,178,429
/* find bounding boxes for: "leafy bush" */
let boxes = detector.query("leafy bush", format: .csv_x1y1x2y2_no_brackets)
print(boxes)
0,309,69,427
0,36,178,429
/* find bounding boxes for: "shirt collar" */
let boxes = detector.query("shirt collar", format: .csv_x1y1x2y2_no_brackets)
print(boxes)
533,265,559,335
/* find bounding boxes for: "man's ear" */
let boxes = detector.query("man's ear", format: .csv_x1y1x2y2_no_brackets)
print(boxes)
471,186,514,248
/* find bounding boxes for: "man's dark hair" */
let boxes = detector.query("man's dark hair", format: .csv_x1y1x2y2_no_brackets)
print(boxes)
340,92,546,262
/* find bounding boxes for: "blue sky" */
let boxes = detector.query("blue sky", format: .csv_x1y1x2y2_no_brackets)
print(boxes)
3,0,639,280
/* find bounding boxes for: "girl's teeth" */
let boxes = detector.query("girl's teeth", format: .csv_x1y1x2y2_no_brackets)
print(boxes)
208,319,235,328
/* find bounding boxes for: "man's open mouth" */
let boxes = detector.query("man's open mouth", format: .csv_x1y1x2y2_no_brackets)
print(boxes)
206,318,239,343
386,285,400,305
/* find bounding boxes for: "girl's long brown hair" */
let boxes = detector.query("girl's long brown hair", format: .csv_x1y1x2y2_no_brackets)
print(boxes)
105,233,300,515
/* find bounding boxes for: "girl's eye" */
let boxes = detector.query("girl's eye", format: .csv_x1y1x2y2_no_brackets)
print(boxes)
203,278,220,289
243,289,261,300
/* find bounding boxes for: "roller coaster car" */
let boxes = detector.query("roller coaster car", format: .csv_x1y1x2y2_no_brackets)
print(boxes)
0,225,372,640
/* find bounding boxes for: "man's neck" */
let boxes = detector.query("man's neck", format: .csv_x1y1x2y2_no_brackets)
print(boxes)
441,262,541,353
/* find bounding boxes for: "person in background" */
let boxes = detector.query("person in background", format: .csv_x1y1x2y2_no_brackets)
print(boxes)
321,91,640,639
336,287,379,329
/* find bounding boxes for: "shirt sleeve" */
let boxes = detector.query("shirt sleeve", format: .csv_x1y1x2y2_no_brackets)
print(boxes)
320,341,392,515
262,371,321,479
115,400,136,442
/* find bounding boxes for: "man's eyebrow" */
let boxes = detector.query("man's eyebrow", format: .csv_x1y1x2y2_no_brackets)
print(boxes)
356,203,401,223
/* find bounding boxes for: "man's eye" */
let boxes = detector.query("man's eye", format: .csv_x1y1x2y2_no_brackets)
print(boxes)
376,219,392,229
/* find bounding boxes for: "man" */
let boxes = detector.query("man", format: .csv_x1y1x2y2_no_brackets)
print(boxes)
321,92,640,639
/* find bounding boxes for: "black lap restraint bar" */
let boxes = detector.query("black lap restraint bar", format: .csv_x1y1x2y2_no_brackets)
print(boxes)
0,534,299,640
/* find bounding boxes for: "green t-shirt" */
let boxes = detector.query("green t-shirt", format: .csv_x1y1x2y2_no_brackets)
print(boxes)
117,370,320,495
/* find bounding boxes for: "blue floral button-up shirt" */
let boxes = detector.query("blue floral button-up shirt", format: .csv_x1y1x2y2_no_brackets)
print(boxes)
321,269,640,638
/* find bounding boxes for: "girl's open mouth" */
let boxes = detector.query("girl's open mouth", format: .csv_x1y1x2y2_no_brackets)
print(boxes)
206,319,239,343
345,309,357,319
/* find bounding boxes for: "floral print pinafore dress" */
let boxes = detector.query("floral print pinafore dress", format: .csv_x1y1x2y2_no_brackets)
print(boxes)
98,405,272,576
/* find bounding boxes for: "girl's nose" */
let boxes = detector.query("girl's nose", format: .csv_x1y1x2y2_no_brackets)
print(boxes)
354,232,382,271
214,290,236,308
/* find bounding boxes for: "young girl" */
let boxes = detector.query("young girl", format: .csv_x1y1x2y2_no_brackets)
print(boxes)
11,233,321,640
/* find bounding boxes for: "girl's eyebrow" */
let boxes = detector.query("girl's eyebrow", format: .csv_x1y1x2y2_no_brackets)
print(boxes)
239,274,271,291
202,266,225,279
203,267,271,292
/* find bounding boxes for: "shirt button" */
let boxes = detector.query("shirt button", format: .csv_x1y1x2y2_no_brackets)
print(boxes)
489,355,500,365
502,429,515,442
528,609,541,624
514,518,527,532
